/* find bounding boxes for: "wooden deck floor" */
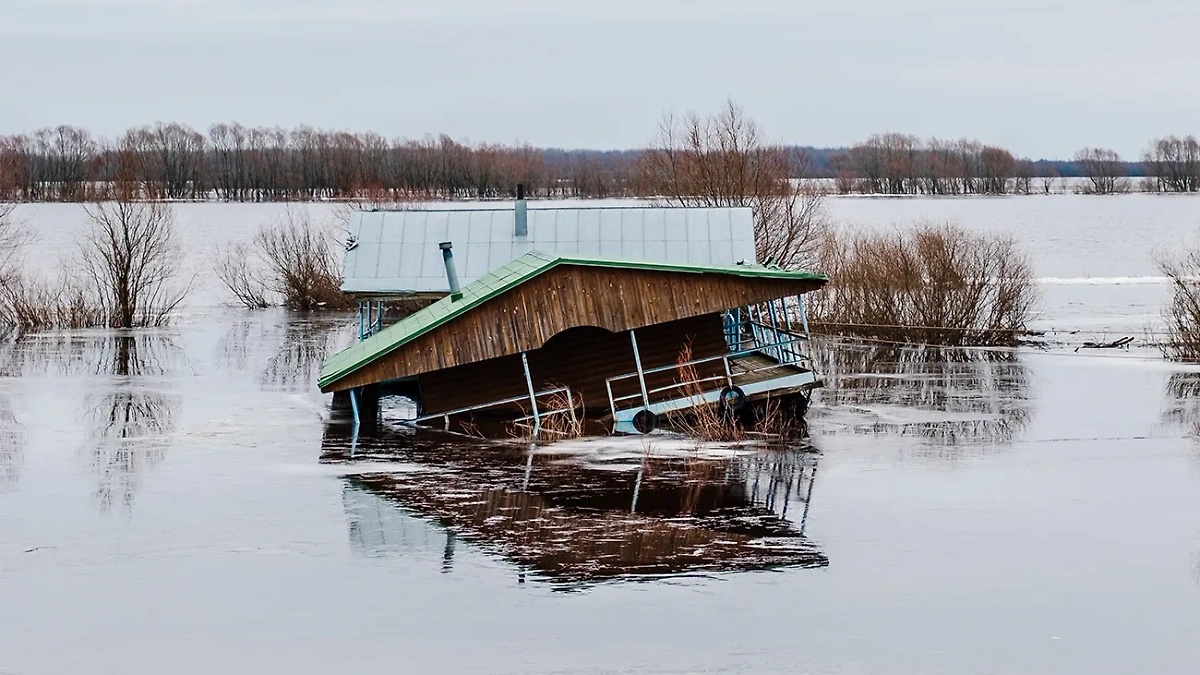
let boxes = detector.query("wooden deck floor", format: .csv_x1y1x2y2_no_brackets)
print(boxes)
729,352,810,386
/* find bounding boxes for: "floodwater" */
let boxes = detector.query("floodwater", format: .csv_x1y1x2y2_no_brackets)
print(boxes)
2,196,1200,673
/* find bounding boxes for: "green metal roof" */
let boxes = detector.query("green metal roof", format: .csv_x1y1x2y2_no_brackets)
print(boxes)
318,251,827,390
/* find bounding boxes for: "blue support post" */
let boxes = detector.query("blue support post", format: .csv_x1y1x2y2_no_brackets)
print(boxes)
349,387,361,427
797,294,810,336
630,330,651,409
521,352,540,434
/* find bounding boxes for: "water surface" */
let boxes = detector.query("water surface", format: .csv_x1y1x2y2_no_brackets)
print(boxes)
2,197,1200,673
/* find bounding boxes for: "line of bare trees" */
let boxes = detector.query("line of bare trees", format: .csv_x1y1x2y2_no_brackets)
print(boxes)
0,123,637,203
10,122,1200,203
829,134,1041,196
1142,136,1200,193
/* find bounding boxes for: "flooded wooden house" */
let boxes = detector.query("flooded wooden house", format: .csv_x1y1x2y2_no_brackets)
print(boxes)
320,246,827,434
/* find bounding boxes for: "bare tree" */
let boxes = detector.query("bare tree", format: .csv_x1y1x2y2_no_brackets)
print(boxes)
126,122,207,199
1143,136,1200,193
31,126,97,201
78,201,189,327
1074,147,1129,194
979,146,1015,194
0,203,26,285
1012,159,1036,195
635,100,826,268
215,209,352,310
213,243,272,309
1037,163,1059,194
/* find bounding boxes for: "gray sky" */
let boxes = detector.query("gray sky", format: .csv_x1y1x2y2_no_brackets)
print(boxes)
4,0,1198,158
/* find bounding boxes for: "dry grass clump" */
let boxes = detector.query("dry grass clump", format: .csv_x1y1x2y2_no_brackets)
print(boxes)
215,209,354,310
749,396,805,439
808,223,1037,346
506,389,585,441
539,390,584,438
0,275,103,332
665,344,811,442
1158,245,1200,361
667,343,746,443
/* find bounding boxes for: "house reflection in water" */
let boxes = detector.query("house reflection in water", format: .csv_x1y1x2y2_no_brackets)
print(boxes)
324,426,826,586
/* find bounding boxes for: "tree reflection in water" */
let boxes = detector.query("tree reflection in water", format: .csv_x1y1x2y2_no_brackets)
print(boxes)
0,392,24,493
810,338,1033,447
79,334,182,514
1161,373,1200,587
215,312,352,392
325,426,826,587
1163,372,1200,439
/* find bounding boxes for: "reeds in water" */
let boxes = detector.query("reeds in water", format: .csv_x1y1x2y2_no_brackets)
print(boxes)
667,343,746,443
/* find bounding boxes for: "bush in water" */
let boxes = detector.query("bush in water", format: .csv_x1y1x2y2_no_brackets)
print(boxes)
215,208,354,311
807,222,1038,347
1159,246,1200,361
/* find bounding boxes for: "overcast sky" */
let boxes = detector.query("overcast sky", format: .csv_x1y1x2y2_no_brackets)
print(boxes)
4,0,1198,158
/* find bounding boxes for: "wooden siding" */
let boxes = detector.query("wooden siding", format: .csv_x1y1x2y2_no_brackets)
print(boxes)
418,314,729,416
324,266,820,392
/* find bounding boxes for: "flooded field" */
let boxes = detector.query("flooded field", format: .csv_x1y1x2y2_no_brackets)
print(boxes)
3,196,1200,673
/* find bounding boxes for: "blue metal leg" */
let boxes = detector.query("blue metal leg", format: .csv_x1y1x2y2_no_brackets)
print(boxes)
521,352,540,434
797,294,810,336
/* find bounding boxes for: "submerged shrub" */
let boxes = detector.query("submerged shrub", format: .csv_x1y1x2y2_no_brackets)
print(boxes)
808,223,1037,346
1159,245,1200,361
1,201,188,334
79,201,190,328
215,209,354,310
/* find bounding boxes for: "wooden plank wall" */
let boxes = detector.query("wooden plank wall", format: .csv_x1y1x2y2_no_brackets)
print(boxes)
418,313,729,415
325,266,821,392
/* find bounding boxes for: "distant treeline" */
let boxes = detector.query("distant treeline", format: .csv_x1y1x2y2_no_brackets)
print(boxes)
0,123,1194,202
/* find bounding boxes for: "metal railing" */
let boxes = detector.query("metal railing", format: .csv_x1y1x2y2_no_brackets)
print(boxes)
358,300,385,340
605,336,812,417
408,386,577,433
724,297,810,365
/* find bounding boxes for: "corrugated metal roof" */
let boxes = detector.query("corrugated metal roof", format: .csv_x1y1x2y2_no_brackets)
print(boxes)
341,205,757,295
319,250,827,390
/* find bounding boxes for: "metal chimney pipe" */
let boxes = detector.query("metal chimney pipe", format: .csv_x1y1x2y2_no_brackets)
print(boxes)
514,183,528,237
439,242,462,299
